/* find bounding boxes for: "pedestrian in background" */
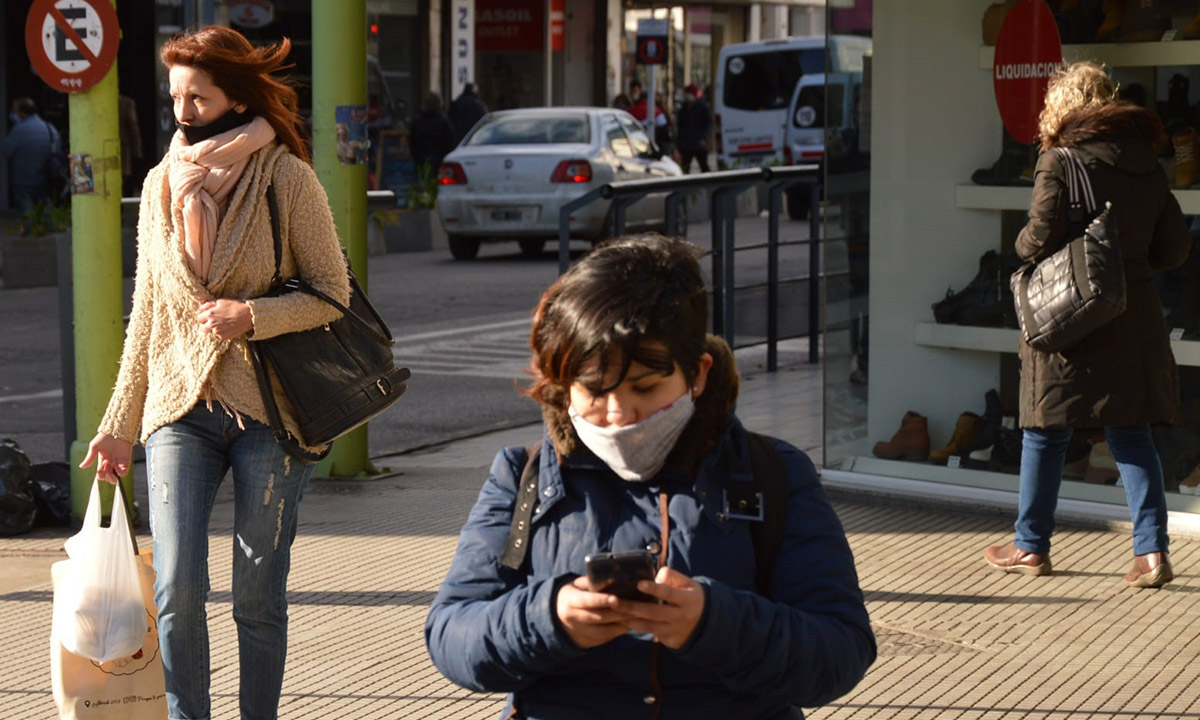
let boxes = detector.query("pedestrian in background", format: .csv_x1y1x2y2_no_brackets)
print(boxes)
449,82,489,145
79,26,350,719
119,94,144,197
0,97,61,211
985,62,1191,588
410,92,456,180
427,234,875,719
676,83,712,173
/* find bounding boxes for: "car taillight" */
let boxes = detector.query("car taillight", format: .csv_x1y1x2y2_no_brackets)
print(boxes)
439,162,468,185
783,146,793,165
714,113,723,155
800,150,824,159
550,159,592,183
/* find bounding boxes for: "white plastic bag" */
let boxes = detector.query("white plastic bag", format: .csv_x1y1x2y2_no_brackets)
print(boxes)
52,481,146,663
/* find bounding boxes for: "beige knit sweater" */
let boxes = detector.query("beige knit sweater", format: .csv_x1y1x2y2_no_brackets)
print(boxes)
98,142,350,450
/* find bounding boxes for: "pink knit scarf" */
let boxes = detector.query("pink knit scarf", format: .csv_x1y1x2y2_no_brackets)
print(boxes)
167,116,276,283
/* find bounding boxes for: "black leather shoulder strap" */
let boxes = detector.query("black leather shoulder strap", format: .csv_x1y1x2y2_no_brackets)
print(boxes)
744,431,789,597
499,442,543,571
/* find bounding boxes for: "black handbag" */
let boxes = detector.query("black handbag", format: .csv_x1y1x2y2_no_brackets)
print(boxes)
248,184,410,462
1010,146,1126,353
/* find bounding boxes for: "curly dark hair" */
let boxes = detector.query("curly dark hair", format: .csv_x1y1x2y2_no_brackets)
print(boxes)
524,234,709,410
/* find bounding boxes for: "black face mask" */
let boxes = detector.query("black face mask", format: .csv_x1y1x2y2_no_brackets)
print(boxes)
176,107,251,145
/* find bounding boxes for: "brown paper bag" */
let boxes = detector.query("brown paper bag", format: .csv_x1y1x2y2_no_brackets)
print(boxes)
51,549,167,720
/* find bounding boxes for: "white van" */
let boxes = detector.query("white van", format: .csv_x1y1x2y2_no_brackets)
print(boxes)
781,71,862,218
714,35,871,169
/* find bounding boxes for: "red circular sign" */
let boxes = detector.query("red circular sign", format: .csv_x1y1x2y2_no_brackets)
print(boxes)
637,37,667,65
25,0,120,94
993,0,1063,144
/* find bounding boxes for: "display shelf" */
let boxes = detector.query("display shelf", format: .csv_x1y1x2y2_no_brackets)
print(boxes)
980,40,1200,70
914,321,1200,366
956,185,1200,213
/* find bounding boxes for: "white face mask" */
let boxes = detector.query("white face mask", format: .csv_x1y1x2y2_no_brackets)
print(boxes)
568,390,696,482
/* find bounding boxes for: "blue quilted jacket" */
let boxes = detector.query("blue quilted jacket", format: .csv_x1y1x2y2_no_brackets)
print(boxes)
425,412,876,720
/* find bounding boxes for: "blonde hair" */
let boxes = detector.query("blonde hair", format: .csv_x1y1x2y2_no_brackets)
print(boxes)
1038,62,1119,149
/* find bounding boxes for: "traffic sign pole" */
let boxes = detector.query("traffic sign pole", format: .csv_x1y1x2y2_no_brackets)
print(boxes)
25,0,130,521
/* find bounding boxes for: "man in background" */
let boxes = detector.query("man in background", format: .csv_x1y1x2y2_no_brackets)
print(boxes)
0,97,61,211
449,83,488,145
409,92,456,177
676,84,712,173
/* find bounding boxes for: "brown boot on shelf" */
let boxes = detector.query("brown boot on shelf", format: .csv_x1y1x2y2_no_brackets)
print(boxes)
929,412,982,465
1084,441,1120,484
873,411,931,461
1174,128,1198,189
1179,463,1200,495
1124,551,1173,588
1185,7,1200,39
1114,0,1170,42
1096,0,1126,41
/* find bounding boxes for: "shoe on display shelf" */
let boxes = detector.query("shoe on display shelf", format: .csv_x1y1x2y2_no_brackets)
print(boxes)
971,148,1036,186
1084,441,1120,485
1185,5,1200,39
958,389,1005,469
1113,0,1171,42
988,421,1024,474
930,412,982,466
1178,463,1200,494
1095,0,1125,41
931,250,1021,328
1173,127,1198,189
1062,432,1093,480
1051,0,1105,44
873,411,931,461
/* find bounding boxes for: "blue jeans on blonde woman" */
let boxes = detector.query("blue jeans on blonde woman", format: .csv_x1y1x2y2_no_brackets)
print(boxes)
145,404,313,720
1015,425,1169,556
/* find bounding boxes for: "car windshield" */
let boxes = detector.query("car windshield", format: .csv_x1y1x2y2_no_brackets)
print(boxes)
465,114,591,145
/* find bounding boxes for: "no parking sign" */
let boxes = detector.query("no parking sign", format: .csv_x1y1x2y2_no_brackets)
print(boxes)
25,0,120,94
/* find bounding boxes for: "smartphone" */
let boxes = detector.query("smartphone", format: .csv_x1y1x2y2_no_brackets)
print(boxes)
584,549,658,602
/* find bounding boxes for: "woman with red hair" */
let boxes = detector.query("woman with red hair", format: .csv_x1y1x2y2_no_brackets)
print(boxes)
79,26,349,718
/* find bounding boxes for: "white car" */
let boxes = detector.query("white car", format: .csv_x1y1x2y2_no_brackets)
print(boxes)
436,107,683,260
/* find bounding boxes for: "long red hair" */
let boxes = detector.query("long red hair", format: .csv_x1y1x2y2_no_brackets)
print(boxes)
161,26,310,164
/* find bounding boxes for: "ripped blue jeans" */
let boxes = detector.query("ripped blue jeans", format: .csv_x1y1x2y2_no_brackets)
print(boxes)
145,403,313,720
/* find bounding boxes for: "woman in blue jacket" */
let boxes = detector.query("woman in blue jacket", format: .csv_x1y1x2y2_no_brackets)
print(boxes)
426,235,875,719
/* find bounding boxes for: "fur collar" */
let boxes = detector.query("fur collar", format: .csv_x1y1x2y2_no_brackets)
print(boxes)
1044,103,1165,152
543,334,740,477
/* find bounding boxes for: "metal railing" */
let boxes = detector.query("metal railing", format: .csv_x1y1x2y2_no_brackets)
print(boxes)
557,165,822,369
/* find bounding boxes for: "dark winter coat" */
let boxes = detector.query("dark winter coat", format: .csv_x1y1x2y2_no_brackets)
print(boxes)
409,109,456,173
1018,105,1192,429
449,90,489,145
425,336,875,720
676,97,712,153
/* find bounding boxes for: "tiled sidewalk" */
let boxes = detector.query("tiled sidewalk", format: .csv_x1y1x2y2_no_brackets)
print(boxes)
3,354,1198,718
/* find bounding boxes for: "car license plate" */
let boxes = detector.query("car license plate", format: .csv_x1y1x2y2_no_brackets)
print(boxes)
491,208,522,221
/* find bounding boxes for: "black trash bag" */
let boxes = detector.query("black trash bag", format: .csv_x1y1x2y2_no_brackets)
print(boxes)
31,462,72,527
0,438,37,536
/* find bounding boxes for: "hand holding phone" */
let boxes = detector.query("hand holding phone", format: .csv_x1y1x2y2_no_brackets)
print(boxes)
585,549,658,602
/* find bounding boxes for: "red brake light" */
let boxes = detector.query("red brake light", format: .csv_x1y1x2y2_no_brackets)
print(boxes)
783,146,793,165
800,150,824,159
714,113,723,155
438,162,467,185
550,159,592,183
